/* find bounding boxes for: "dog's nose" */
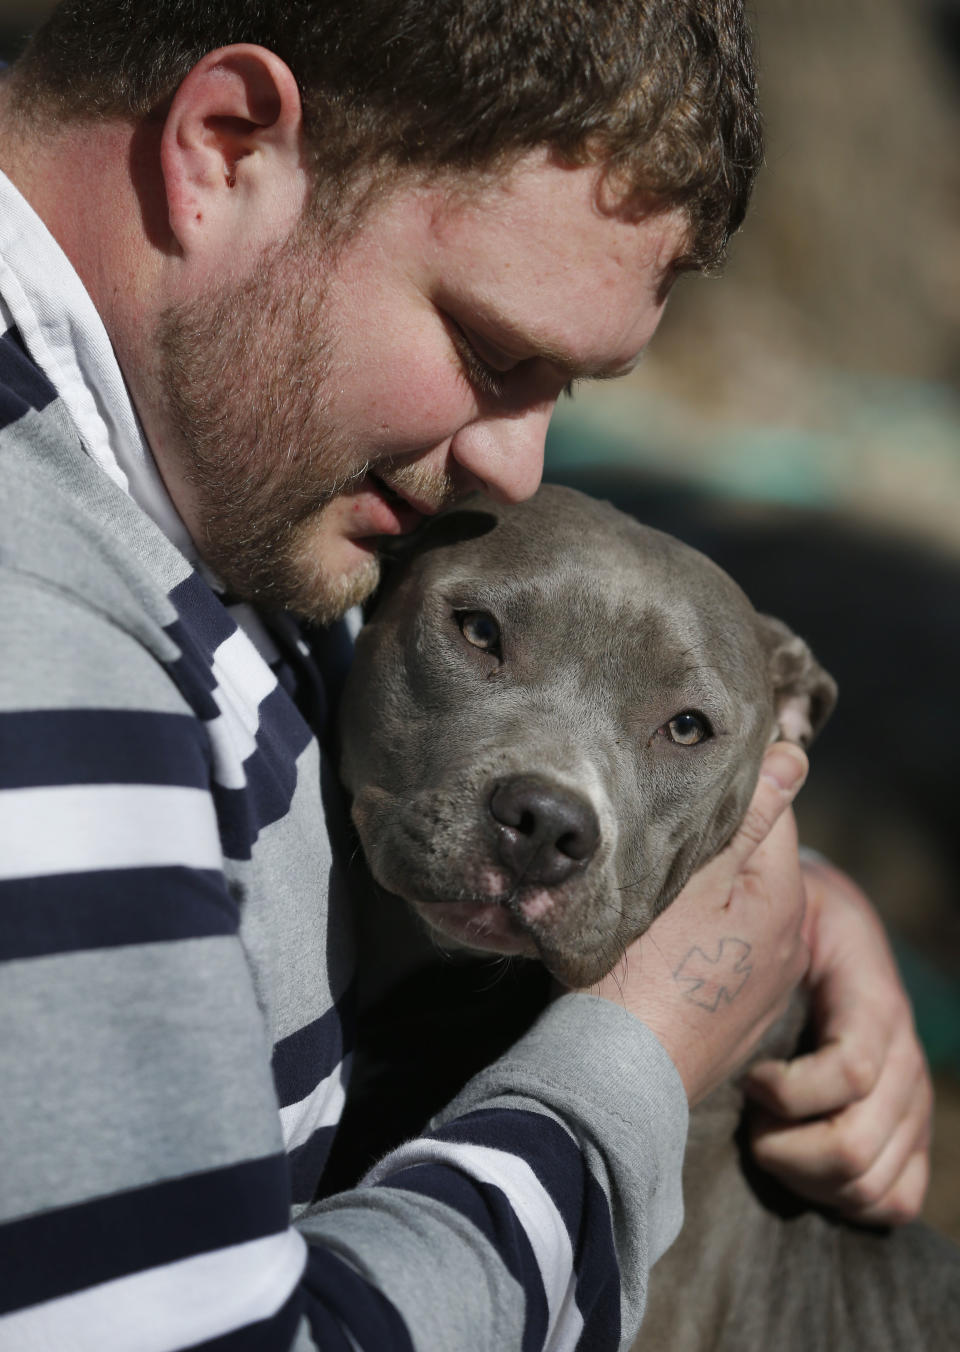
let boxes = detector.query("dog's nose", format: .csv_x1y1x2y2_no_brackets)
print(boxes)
489,775,600,886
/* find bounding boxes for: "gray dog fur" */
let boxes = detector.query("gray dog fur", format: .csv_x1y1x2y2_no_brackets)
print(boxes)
338,484,960,1349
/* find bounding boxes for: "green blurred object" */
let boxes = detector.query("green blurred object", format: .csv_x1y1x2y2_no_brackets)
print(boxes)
893,939,960,1076
546,370,960,522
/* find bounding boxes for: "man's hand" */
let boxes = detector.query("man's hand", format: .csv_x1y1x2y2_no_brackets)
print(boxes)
581,743,811,1106
743,854,932,1225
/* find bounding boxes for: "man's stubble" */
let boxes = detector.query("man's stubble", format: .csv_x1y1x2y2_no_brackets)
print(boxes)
155,225,453,625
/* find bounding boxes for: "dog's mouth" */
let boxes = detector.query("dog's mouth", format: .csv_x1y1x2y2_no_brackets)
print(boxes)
411,885,566,961
411,894,625,987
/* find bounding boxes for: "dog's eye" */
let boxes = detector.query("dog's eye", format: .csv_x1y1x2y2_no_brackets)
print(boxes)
457,610,501,653
666,712,710,746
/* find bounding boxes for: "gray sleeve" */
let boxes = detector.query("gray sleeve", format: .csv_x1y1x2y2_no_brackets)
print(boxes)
300,993,688,1351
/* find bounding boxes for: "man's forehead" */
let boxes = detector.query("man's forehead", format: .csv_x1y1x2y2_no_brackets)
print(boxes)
427,153,689,267
455,299,646,381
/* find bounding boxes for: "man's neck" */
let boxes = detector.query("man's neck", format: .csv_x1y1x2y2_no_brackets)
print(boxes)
0,84,186,501
1,91,165,346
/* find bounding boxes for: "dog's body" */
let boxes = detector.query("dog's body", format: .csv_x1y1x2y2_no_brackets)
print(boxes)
337,484,960,1349
637,1061,960,1350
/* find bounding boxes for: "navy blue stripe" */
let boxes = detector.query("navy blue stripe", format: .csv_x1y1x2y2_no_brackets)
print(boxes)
0,708,211,790
299,1300,353,1352
168,573,240,659
271,995,355,1110
162,580,234,725
0,866,236,961
0,326,58,430
162,582,316,864
288,1125,338,1206
389,1163,548,1352
564,1168,620,1352
165,647,222,721
180,1284,306,1352
429,1108,621,1349
261,611,334,737
212,685,313,862
303,1247,414,1352
0,1153,292,1315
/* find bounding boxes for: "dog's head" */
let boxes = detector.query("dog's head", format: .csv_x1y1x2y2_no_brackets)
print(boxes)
339,485,836,986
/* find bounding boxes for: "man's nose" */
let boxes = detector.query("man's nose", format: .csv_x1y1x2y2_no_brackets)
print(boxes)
449,402,554,504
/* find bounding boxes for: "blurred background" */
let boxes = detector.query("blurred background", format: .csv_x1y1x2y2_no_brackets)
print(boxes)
3,0,958,1235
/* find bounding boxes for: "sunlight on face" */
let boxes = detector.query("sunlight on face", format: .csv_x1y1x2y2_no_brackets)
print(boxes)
157,153,689,621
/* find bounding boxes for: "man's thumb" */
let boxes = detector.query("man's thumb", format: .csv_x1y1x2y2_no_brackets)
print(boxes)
723,743,808,874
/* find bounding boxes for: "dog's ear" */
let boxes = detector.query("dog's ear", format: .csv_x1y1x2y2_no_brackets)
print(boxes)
755,614,838,747
376,505,498,563
362,505,499,620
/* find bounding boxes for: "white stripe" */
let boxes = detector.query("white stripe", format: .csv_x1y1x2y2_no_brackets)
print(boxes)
0,784,222,880
279,1054,352,1152
212,628,278,719
224,602,283,667
363,1137,584,1351
0,1229,307,1352
344,606,364,641
207,629,280,790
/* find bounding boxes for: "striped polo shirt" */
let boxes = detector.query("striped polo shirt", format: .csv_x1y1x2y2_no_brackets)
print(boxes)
0,166,687,1351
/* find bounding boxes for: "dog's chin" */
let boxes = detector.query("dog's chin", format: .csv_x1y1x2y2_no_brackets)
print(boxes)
408,898,624,989
412,898,541,959
366,853,636,986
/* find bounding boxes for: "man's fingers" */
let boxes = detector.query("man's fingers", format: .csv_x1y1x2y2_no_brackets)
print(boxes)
744,1027,882,1120
831,1114,932,1219
750,1112,930,1225
747,1051,932,1221
743,854,935,1226
844,1149,930,1227
719,743,808,882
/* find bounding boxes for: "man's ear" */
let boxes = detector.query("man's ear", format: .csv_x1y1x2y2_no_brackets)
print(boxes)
756,613,838,747
160,44,307,260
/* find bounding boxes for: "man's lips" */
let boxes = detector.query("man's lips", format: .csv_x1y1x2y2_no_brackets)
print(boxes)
373,473,444,518
344,474,429,539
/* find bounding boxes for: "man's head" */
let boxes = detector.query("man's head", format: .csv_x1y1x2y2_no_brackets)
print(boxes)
13,0,761,269
5,1,762,623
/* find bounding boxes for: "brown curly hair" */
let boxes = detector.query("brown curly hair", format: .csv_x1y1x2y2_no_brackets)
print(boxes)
13,0,762,269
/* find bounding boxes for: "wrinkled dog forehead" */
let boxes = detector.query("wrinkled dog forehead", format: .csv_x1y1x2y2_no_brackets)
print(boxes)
396,485,751,617
386,486,773,709
367,482,835,752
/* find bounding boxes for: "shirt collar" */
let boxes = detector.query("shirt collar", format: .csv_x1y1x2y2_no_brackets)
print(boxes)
0,168,202,566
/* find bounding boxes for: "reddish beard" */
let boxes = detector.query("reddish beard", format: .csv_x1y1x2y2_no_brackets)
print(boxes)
155,228,383,623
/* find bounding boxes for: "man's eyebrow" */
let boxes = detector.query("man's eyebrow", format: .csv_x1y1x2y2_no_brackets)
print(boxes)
473,312,644,381
476,255,685,380
528,335,643,381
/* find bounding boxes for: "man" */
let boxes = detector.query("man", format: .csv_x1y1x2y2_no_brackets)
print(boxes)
0,2,931,1349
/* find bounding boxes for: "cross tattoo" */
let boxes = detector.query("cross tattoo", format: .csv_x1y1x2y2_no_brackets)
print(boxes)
673,938,753,1011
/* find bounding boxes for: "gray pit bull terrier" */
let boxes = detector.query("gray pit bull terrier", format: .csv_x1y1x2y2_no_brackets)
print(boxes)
340,484,835,987
338,484,960,1350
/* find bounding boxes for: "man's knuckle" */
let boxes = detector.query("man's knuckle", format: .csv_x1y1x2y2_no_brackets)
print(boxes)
838,1048,877,1101
747,1131,782,1171
832,1126,879,1181
753,1079,790,1116
841,1177,878,1211
876,1181,924,1226
737,804,771,848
